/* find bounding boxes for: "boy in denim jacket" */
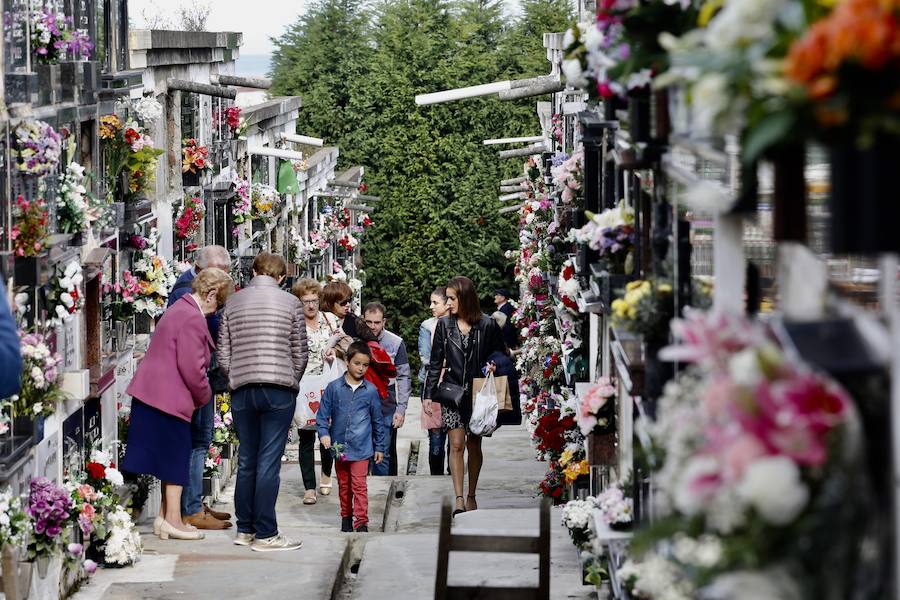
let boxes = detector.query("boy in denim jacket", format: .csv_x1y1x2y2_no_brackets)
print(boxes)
317,341,386,532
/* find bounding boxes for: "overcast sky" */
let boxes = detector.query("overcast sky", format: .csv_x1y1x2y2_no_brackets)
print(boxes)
130,0,306,55
131,0,523,56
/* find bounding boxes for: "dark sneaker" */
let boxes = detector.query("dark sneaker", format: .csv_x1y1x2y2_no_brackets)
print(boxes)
355,525,368,533
341,517,353,532
250,534,302,552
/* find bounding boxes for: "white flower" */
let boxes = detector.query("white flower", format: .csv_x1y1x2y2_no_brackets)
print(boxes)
105,467,125,487
55,305,68,320
738,456,809,525
563,27,576,49
583,26,604,53
562,59,584,84
91,449,112,466
60,292,74,308
691,73,730,135
673,454,719,516
703,568,804,600
727,348,762,387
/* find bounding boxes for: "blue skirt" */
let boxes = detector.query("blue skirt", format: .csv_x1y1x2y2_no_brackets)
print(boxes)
122,399,191,486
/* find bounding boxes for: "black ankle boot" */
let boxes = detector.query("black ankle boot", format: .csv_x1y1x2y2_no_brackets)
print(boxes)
341,517,353,532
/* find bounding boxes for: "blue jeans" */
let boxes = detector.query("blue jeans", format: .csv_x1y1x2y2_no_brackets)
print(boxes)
370,412,394,476
181,398,214,515
231,385,296,540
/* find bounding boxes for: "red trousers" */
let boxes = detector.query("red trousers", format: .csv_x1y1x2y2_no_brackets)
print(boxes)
335,459,369,527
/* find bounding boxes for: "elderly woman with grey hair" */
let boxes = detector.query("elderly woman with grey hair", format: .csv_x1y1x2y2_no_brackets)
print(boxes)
166,245,235,530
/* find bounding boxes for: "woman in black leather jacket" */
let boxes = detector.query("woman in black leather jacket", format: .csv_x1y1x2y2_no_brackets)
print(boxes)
424,276,506,516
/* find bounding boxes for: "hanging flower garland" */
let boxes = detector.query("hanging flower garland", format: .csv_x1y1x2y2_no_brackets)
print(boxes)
175,195,205,241
57,162,90,235
48,260,85,325
131,228,177,318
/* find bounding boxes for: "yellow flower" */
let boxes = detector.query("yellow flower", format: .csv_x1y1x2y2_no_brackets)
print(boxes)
99,115,123,139
563,459,588,483
658,283,673,294
625,280,646,292
560,448,575,467
220,402,229,413
698,0,723,26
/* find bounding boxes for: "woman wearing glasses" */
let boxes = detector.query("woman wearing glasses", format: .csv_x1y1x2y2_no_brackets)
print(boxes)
291,278,337,504
321,280,359,341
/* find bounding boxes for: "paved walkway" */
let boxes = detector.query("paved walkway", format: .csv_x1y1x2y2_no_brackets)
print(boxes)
72,401,594,600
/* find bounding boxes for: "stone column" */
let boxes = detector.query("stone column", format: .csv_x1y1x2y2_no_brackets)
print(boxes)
158,89,181,261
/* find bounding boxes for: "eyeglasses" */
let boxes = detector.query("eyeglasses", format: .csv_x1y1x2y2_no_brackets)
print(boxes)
301,299,319,306
338,299,352,307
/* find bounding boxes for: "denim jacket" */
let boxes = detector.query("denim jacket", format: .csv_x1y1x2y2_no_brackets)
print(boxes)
316,377,386,461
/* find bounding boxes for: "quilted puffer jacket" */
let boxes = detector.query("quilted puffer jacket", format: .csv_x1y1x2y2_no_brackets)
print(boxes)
218,275,308,391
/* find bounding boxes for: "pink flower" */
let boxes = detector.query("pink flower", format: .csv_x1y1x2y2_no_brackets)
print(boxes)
719,434,768,481
660,309,766,368
68,542,83,556
83,559,97,574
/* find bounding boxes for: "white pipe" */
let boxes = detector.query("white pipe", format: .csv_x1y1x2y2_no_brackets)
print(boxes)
483,135,545,146
498,204,523,214
498,143,547,159
499,192,527,202
281,132,325,147
501,176,528,186
247,145,306,160
415,81,512,106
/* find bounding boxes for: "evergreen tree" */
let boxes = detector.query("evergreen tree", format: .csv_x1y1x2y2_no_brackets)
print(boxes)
269,0,370,159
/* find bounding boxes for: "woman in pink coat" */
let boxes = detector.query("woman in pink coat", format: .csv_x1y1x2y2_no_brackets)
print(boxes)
123,268,234,541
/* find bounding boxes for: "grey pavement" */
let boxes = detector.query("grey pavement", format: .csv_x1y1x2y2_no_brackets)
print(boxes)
72,399,596,600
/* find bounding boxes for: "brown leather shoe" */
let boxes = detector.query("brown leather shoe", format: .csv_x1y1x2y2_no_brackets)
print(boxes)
203,503,232,521
184,511,232,530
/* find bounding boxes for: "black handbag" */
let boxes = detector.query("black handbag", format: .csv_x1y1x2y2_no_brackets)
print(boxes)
207,352,230,394
433,374,464,407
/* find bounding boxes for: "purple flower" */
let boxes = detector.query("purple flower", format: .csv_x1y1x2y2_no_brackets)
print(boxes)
68,543,83,556
83,559,97,574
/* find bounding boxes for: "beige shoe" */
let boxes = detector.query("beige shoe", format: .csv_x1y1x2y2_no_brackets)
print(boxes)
319,476,332,496
303,489,317,505
153,516,163,536
250,534,302,552
158,520,205,540
234,532,255,546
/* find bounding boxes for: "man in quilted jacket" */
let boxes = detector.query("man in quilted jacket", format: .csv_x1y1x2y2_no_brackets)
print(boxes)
218,252,308,552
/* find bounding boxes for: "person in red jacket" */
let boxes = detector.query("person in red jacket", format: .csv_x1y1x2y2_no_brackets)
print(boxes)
123,269,234,541
353,317,397,400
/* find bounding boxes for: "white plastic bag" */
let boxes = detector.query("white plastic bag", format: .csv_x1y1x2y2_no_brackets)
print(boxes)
469,372,499,436
293,361,345,430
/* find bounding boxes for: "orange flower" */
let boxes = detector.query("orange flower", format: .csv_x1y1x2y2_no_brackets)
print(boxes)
99,115,123,139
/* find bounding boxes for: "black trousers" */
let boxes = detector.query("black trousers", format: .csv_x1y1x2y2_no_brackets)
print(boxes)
298,428,333,491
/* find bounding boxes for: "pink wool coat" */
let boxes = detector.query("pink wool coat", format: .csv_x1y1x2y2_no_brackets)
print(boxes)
126,295,214,422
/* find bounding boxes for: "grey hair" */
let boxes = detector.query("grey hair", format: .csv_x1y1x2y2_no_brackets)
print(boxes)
195,245,230,270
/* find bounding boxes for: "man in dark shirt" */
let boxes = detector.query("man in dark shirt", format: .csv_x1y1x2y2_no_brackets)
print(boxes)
494,288,518,350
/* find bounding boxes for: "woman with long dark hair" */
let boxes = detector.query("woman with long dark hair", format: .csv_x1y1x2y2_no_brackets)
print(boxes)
423,276,506,516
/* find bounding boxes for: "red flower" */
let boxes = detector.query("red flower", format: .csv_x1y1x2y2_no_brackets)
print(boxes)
124,128,140,145
86,462,106,480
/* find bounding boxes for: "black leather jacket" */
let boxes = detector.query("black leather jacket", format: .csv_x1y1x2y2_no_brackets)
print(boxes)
423,314,507,422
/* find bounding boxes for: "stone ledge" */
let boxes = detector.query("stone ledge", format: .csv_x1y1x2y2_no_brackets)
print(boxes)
130,29,243,51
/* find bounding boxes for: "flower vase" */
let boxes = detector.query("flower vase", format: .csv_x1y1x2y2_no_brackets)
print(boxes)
642,339,672,417
829,135,900,254
627,90,651,144
13,254,48,287
29,555,61,600
182,170,201,188
772,143,807,242
113,320,127,352
609,521,633,532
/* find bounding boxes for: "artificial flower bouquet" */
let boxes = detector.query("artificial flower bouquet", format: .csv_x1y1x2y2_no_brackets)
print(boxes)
11,195,50,258
48,260,84,324
785,0,900,145
103,270,141,321
538,461,566,502
231,176,252,225
596,483,633,531
570,202,635,275
100,114,163,201
175,195,205,241
181,138,210,174
561,496,596,549
204,445,222,478
610,278,674,342
629,308,867,598
131,228,177,318
577,376,617,435
551,150,584,206
31,6,93,64
0,486,31,549
13,120,62,177
556,260,580,315
57,162,90,235
14,329,65,418
250,183,279,224
26,477,73,560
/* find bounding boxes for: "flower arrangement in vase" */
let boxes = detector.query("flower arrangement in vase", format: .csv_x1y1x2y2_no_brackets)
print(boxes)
131,228,177,318
231,176,252,225
561,496,596,550
577,377,617,435
31,6,93,64
57,162,90,236
181,138,210,182
596,483,633,531
13,120,62,177
99,114,163,202
250,183,278,224
15,329,65,418
11,196,50,257
557,259,580,315
611,279,674,342
571,202,636,275
26,478,73,562
103,270,141,321
47,260,84,325
175,195,205,241
0,487,31,549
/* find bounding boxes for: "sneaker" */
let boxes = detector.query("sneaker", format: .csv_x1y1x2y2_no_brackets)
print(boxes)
355,525,368,533
250,534,303,552
341,517,353,532
234,532,255,546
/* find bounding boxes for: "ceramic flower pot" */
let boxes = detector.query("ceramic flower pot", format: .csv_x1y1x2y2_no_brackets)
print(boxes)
829,135,900,254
